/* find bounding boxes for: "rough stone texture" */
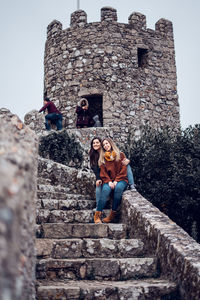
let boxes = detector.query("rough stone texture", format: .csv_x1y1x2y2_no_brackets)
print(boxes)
24,109,45,133
121,190,200,300
39,223,127,239
38,156,95,198
37,279,178,300
36,238,145,259
36,170,179,298
36,257,157,280
24,6,180,140
0,109,38,300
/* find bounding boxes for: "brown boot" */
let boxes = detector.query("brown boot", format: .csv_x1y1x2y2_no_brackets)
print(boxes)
102,210,117,223
94,211,102,224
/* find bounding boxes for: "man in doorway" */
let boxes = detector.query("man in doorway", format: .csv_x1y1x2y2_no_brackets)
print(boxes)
39,97,63,131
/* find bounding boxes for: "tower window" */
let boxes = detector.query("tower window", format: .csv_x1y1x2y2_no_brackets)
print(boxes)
137,48,148,68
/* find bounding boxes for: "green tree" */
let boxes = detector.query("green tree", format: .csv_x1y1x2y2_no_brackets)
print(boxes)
38,131,83,168
127,125,200,242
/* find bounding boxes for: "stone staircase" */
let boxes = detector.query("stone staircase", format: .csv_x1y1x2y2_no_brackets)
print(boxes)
35,176,179,299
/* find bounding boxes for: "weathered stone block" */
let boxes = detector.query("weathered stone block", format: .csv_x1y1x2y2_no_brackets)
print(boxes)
0,109,38,299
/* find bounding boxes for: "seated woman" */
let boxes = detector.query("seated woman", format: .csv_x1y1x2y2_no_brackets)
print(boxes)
89,137,136,209
93,138,128,224
89,137,102,208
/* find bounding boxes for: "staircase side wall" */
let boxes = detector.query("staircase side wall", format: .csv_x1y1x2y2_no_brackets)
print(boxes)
0,109,38,300
38,157,95,198
121,191,200,300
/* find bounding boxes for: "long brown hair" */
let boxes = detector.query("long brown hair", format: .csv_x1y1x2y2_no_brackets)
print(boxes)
89,137,101,167
98,138,121,166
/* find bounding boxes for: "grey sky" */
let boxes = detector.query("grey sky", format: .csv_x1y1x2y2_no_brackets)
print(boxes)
0,0,199,129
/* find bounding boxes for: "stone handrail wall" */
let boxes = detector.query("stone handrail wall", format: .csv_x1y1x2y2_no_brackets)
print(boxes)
121,191,200,300
0,109,38,299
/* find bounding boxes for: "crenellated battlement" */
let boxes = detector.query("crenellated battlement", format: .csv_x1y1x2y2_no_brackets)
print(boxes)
47,6,173,37
70,9,87,27
101,6,117,22
47,20,62,34
43,6,180,138
155,18,173,37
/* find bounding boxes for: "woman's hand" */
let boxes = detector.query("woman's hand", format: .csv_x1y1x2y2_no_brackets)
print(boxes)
113,181,118,187
122,158,130,166
96,180,102,187
108,181,115,189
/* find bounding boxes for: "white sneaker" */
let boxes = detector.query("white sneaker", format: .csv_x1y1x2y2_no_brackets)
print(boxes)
130,185,136,191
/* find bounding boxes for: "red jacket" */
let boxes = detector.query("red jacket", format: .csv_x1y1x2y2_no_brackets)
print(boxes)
100,152,128,183
39,101,61,114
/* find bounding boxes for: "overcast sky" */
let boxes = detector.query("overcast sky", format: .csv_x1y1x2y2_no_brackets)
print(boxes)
0,0,199,129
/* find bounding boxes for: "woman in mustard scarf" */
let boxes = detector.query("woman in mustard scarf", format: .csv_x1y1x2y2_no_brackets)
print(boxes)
94,138,128,224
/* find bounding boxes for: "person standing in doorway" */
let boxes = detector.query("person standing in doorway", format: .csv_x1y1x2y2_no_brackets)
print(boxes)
76,98,94,128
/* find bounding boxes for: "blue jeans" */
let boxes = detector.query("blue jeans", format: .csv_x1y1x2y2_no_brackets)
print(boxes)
127,165,134,186
97,181,128,212
45,113,63,130
96,185,102,207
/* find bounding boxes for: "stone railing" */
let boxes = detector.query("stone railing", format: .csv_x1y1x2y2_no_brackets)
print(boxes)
0,109,38,299
121,191,200,300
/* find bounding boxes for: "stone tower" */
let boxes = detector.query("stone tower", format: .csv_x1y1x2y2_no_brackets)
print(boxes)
44,7,180,138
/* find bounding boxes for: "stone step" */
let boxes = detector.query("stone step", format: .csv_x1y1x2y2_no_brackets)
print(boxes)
37,191,69,200
36,198,96,210
36,209,111,224
37,184,93,200
37,184,70,193
36,238,145,259
36,257,157,281
37,223,127,239
36,279,178,300
37,191,75,200
37,177,52,185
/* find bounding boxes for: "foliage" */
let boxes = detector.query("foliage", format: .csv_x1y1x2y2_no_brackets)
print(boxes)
126,125,200,242
38,131,83,168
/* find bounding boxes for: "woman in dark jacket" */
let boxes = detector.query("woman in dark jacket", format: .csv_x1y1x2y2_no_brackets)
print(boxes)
76,98,94,128
89,137,102,208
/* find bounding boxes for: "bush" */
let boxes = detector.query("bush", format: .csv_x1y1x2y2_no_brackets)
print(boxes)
126,125,200,242
38,131,83,168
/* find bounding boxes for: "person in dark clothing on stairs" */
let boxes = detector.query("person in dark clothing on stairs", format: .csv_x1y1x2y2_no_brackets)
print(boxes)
39,97,63,131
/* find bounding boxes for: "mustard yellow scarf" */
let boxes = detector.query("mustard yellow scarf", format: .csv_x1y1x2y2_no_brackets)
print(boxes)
104,151,116,161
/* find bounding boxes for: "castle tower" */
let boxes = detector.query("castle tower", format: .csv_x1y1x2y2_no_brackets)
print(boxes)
44,7,180,136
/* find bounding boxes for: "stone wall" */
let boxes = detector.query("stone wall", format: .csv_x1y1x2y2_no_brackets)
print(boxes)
121,191,200,300
38,157,95,199
0,109,38,300
42,6,180,139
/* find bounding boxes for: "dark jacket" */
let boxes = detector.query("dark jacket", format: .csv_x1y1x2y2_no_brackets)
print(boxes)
76,99,94,127
91,165,101,181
